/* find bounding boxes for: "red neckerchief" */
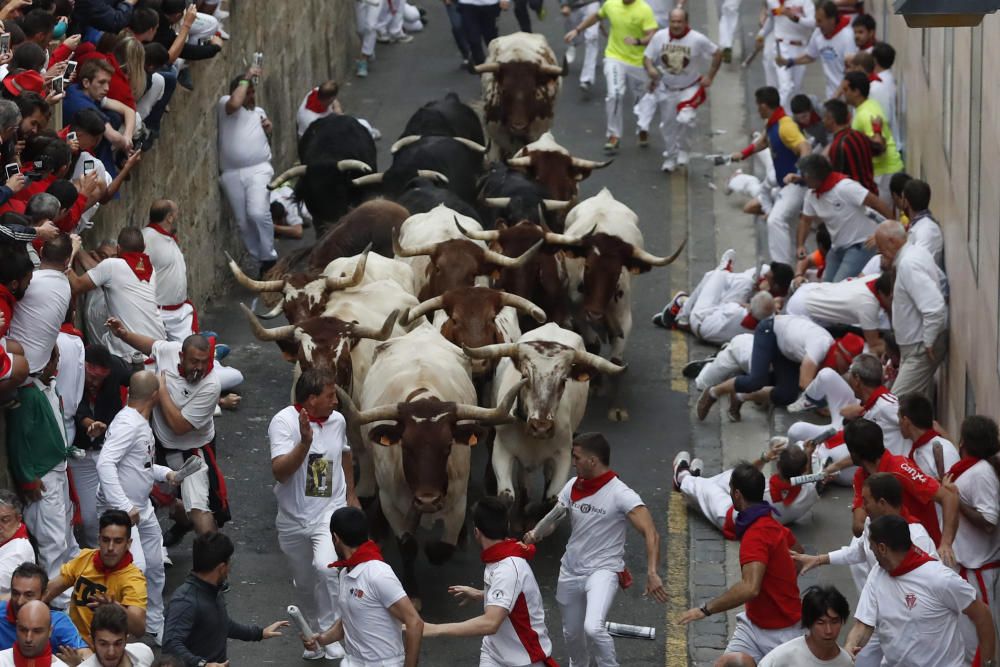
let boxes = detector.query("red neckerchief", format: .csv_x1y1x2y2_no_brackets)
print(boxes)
119,252,153,282
768,474,802,505
908,429,940,459
293,404,327,425
480,539,537,564
92,549,134,575
888,545,935,577
861,386,891,412
570,470,617,502
13,639,52,667
147,223,176,240
868,72,882,83
0,284,16,336
59,323,83,339
328,540,384,569
766,107,786,129
0,523,29,550
813,171,848,196
826,14,851,37
669,27,691,40
948,456,981,481
304,88,329,114
740,313,759,330
858,37,876,50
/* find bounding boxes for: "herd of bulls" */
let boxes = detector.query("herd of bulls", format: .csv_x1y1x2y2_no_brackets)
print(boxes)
230,33,686,600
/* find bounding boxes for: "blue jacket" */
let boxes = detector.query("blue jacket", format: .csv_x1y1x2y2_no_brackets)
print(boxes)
0,601,87,651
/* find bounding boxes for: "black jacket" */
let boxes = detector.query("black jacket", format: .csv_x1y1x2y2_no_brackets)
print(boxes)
72,0,134,33
153,22,222,62
162,574,263,666
73,355,133,450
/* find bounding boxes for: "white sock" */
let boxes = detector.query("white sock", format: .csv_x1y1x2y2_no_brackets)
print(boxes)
709,387,719,399
677,469,691,484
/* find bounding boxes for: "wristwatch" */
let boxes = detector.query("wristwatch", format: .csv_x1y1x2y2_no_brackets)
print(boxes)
700,603,712,617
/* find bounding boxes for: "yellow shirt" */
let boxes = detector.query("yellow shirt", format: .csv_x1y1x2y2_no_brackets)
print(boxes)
598,0,658,67
61,549,147,641
851,98,904,176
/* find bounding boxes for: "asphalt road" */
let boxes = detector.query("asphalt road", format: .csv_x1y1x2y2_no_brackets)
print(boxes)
163,7,692,665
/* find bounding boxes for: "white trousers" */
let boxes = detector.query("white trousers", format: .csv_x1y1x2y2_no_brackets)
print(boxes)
23,467,78,604
215,365,244,393
718,0,742,49
765,183,805,264
650,87,698,160
186,13,219,44
159,303,195,343
479,653,548,667
680,268,755,345
696,340,752,390
220,162,276,263
344,656,405,667
69,451,101,548
99,502,166,634
565,3,601,85
603,59,648,139
786,368,859,486
773,43,806,109
376,0,405,38
556,569,619,666
726,612,802,662
762,35,778,89
356,0,382,57
680,470,733,531
277,511,341,633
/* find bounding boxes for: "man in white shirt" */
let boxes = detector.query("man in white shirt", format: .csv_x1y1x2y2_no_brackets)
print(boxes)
689,332,754,392
0,601,70,667
783,1,856,100
425,497,557,666
296,81,341,138
795,154,892,282
759,586,854,666
55,323,86,447
875,220,948,399
899,179,943,268
303,507,423,667
785,273,891,355
523,433,668,667
897,393,958,480
268,369,357,661
0,492,35,600
871,42,900,151
766,0,815,108
217,65,277,276
844,514,996,666
142,200,195,342
80,603,154,667
641,8,722,172
96,371,174,643
561,0,601,91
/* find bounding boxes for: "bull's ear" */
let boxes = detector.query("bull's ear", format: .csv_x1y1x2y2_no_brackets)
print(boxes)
569,363,596,383
559,244,588,259
368,423,403,447
453,424,487,447
275,340,298,362
624,258,653,275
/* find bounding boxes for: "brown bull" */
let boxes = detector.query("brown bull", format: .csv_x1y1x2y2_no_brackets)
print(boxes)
506,132,611,202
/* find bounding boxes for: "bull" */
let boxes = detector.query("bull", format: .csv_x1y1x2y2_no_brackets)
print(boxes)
399,91,485,145
395,177,483,226
506,132,611,203
476,161,569,230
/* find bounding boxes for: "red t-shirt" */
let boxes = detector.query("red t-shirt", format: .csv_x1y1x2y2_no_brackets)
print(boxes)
739,515,801,629
853,452,941,544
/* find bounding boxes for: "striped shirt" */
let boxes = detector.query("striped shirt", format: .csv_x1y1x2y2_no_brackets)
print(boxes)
828,127,876,194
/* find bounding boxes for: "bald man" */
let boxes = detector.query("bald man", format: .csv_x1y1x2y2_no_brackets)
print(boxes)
0,600,71,666
874,221,947,399
96,371,177,643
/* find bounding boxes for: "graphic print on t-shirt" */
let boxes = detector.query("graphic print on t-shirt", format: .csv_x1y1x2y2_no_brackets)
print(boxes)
305,453,331,497
660,43,691,74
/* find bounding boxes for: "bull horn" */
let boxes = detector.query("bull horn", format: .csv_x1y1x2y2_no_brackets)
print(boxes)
416,169,449,184
631,234,688,267
239,303,297,341
390,135,422,154
401,295,445,326
351,309,399,341
538,64,564,76
452,137,487,153
483,239,542,268
392,227,438,259
455,217,499,242
474,63,499,73
226,252,286,292
570,157,613,170
506,156,532,168
335,386,362,426
351,172,385,187
356,401,402,425
462,342,519,361
483,197,512,209
268,164,306,190
536,204,554,233
252,296,286,320
543,231,584,246
337,159,373,173
454,379,527,424
572,349,627,376
542,199,571,212
325,249,369,290
498,292,546,323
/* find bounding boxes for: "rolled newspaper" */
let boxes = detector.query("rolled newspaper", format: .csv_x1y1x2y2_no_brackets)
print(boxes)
288,605,314,638
605,622,655,640
790,471,828,486
171,456,206,484
808,427,840,445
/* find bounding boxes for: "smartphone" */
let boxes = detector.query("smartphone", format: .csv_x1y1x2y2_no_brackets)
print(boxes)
52,76,64,94
83,159,95,175
4,163,18,180
64,60,77,81
0,34,10,55
67,131,77,142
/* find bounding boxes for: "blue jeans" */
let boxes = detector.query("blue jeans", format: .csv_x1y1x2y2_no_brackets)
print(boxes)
144,66,178,132
824,243,875,282
733,317,800,406
444,3,470,59
458,3,500,65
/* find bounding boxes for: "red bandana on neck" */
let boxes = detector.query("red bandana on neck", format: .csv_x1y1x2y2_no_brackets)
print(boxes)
570,470,617,502
328,540,384,569
0,523,29,550
948,456,981,481
669,27,691,40
768,474,802,505
858,37,876,50
766,107,786,129
304,88,330,114
888,545,935,577
740,313,759,330
293,404,327,425
59,323,83,339
92,549,133,575
119,252,153,282
868,72,882,83
480,539,537,564
827,14,851,37
147,223,176,240
12,639,51,667
908,429,940,459
813,171,848,196
861,386,891,412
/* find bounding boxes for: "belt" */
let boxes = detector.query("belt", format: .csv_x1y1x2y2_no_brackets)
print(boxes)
960,561,1000,604
776,39,804,46
160,300,191,311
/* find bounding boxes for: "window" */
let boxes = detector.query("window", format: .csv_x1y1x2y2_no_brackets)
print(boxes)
942,28,954,163
968,27,983,278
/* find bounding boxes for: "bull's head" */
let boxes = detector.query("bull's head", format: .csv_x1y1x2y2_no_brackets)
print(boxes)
267,160,374,191
475,61,562,135
507,132,612,202
337,380,524,512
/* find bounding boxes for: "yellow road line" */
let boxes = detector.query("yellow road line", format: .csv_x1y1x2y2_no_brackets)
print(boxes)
669,171,689,394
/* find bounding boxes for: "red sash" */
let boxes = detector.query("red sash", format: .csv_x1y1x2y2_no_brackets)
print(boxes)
0,523,28,550
768,474,802,505
868,72,882,83
480,539,537,564
119,252,153,282
570,470,617,502
888,546,935,577
907,429,940,460
328,540,384,569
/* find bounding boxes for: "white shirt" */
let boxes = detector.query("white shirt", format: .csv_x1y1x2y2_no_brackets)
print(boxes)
79,644,154,667
773,315,834,365
863,392,908,457
97,406,171,516
766,0,815,44
296,89,333,138
906,213,944,268
216,97,271,171
0,648,68,666
0,531,35,598
55,331,86,444
644,28,718,89
87,258,166,358
788,277,883,330
482,554,553,666
805,23,857,99
802,178,875,250
269,185,308,228
150,340,221,451
7,268,71,373
268,405,350,524
855,558,976,667
142,226,188,306
909,432,959,481
952,460,1000,569
869,73,897,144
338,560,408,662
892,242,948,347
759,635,854,666
829,517,936,574
766,475,820,525
557,476,643,576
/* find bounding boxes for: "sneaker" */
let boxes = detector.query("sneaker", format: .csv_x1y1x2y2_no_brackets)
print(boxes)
661,157,676,173
677,150,690,166
325,642,346,660
672,451,691,490
214,343,231,361
216,28,230,40
682,357,714,379
302,647,325,661
638,130,649,147
728,395,744,422
162,546,172,567
394,33,414,43
603,135,619,153
696,388,717,421
565,45,577,66
376,32,392,43
690,458,704,477
717,248,736,272
356,60,368,78
786,394,820,414
651,290,687,329
177,67,193,91
580,80,592,100
722,47,732,64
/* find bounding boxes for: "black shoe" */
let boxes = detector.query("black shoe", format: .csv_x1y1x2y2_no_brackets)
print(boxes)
682,357,714,379
162,524,191,548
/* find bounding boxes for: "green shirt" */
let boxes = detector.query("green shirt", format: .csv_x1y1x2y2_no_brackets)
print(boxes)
598,0,658,67
851,98,903,176
6,382,71,487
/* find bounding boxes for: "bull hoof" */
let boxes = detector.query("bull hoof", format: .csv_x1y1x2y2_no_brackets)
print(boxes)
498,490,515,507
425,541,456,565
607,407,630,422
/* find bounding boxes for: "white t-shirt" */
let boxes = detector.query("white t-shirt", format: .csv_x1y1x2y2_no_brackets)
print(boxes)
7,268,71,373
766,474,820,525
855,559,976,667
909,433,959,481
97,406,171,515
805,24,857,99
87,258,166,358
0,649,68,667
828,517,936,574
142,226,188,307
558,476,643,576
759,635,854,666
0,532,35,598
338,560,408,662
953,460,1000,570
55,331,85,444
270,185,308,227
864,392,907,457
907,213,944,268
296,90,332,138
268,405,350,523
482,555,553,666
789,277,883,330
773,315,834,365
79,644,153,667
766,0,815,43
150,340,221,451
216,97,271,171
644,28,718,89
869,75,897,142
802,178,875,249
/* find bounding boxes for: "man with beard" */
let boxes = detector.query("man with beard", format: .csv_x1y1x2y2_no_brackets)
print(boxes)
104,319,223,542
79,604,154,667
